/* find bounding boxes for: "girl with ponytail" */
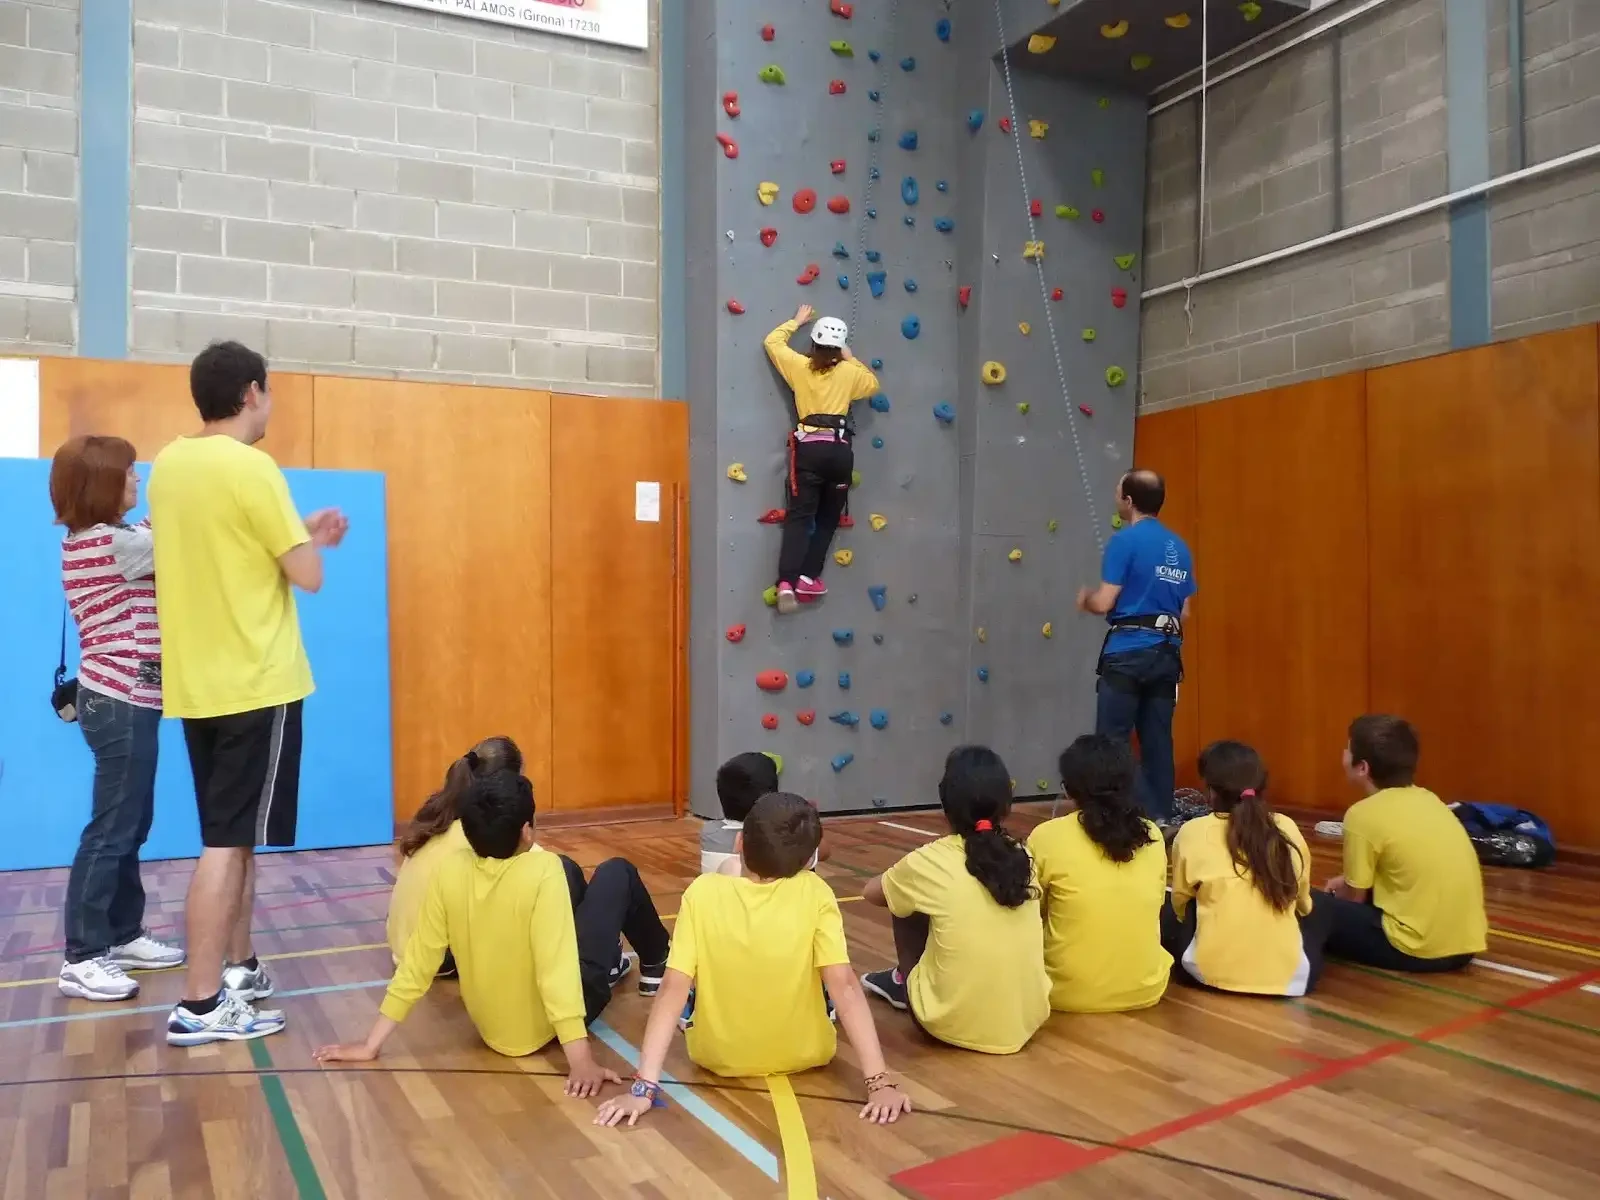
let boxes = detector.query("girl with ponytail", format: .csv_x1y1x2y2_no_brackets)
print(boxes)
1163,741,1331,996
1028,735,1171,1013
861,746,1049,1055
387,736,522,968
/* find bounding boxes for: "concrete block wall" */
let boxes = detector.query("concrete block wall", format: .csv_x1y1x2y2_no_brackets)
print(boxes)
0,0,79,353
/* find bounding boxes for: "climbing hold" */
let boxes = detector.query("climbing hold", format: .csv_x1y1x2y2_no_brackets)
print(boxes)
761,23,775,41
797,709,816,726
976,627,986,643
761,713,779,731
1240,1,1262,20
967,109,984,132
726,298,745,314
767,752,783,775
1042,622,1053,639
868,48,880,61
898,131,918,150
904,278,918,293
833,548,853,567
797,263,820,285
836,672,853,694
789,670,813,691
758,507,785,524
936,17,951,41
872,633,884,644
1057,205,1079,219
899,56,915,71
1079,404,1095,417
1131,53,1154,70
1092,209,1105,223
1029,119,1048,139
756,669,788,692
762,585,779,607
869,356,882,368
830,0,853,17
1018,322,1031,336
759,64,786,84
1114,253,1137,270
1166,13,1191,29
1030,198,1042,218
867,271,886,298
793,188,817,214
1082,327,1096,341
1111,286,1127,308
1111,513,1126,530
1047,518,1059,533
981,360,1007,385
832,241,850,259
958,285,971,308
869,167,880,181
726,462,748,482
869,392,890,413
827,195,851,214
868,88,880,102
1092,168,1105,188
903,215,915,227
933,402,955,425
829,79,847,95
833,629,854,646
759,227,778,247
725,624,746,644
901,315,920,339
1027,34,1056,53
1023,240,1044,260
1017,402,1030,415
976,667,989,683
866,206,877,218
837,274,849,290
908,594,917,604
871,435,883,448
715,134,739,158
758,181,779,205
868,513,887,532
848,473,861,491
936,180,948,193
869,709,889,730
865,249,880,263
830,40,854,56
940,712,954,725
1008,548,1023,563
868,585,887,611
1101,20,1129,38
901,176,918,205
1052,287,1064,301
867,129,879,142
1105,365,1127,387
1037,779,1051,792
935,217,954,233
1098,96,1110,108
722,91,740,118
831,753,855,772
998,116,1012,134
829,159,846,175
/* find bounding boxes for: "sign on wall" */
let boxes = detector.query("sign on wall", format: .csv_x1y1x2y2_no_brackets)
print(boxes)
373,0,648,51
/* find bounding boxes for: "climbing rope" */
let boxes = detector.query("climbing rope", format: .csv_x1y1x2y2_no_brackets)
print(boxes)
1184,0,1212,336
989,0,1104,550
849,0,900,335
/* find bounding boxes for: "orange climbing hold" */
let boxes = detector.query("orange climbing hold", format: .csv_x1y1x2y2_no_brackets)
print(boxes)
726,298,745,314
1029,198,1042,217
761,713,779,731
761,23,775,40
722,91,740,118
716,134,739,159
958,285,971,308
1051,287,1063,301
827,195,850,214
797,709,817,726
726,624,746,643
758,507,786,524
839,514,855,529
760,226,778,246
756,670,789,692
998,116,1012,134
797,263,821,284
1112,286,1128,308
1079,404,1095,417
829,79,847,95
830,0,853,16
793,188,818,214
830,159,846,174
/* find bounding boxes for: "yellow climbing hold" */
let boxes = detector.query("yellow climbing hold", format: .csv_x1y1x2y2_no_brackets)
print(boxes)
1029,119,1049,139
976,627,987,643
1111,514,1126,530
1101,19,1129,38
1131,52,1154,70
1008,548,1022,563
1239,1,1263,20
1018,321,1031,336
1023,240,1044,260
763,585,779,606
1042,622,1054,638
1036,779,1050,791
1027,34,1056,53
981,360,1007,385
1047,518,1059,533
869,513,888,532
1165,13,1191,29
1017,402,1030,414
757,180,779,205
726,463,748,483
833,548,854,567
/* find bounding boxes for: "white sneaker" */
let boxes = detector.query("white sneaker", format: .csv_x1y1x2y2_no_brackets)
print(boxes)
109,933,186,971
1314,821,1344,839
166,994,285,1046
59,957,140,1002
222,959,275,1001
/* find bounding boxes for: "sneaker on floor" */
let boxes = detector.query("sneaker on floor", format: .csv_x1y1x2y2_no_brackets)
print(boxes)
795,575,828,601
608,950,638,989
59,957,140,1002
109,932,186,971
776,582,798,615
638,959,667,997
167,995,285,1047
222,959,275,1001
1314,820,1344,839
861,969,909,1012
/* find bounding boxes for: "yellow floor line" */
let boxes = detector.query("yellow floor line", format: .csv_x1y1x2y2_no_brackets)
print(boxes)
766,1074,818,1200
1491,928,1600,961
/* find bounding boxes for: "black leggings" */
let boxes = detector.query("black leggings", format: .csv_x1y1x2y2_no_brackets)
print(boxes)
777,437,853,584
1323,892,1474,973
1159,892,1334,994
557,855,672,1024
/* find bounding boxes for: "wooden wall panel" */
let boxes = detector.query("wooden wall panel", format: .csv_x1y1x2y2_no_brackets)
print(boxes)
38,358,313,467
550,396,689,812
1193,376,1370,813
1367,326,1600,849
1131,406,1202,787
311,377,554,824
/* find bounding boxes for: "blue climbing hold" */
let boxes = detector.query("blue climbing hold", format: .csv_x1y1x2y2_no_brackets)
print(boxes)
935,217,954,233
902,176,918,205
831,752,855,772
869,166,880,181
898,131,917,150
900,56,915,71
832,242,849,258
967,109,984,132
830,710,859,727
870,708,890,730
977,666,989,682
866,206,877,219
838,671,852,690
936,180,948,192
869,357,882,369
869,392,890,412
867,270,886,298
868,585,887,611
904,215,915,227
796,670,815,688
865,249,880,263
837,274,849,289
902,315,920,339
871,435,884,449
904,278,917,293
933,402,955,424
936,18,951,42
873,633,884,644
940,711,954,725
868,129,879,142
833,629,854,646
868,48,881,62
868,88,880,102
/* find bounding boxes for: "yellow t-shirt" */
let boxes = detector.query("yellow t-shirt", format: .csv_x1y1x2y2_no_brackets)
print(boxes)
1343,786,1487,958
381,846,587,1056
148,434,313,719
667,872,849,1077
880,836,1050,1054
387,821,471,963
1027,812,1170,1013
1170,813,1314,996
763,320,881,422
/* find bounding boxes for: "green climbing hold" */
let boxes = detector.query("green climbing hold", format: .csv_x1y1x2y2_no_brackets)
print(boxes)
760,64,786,84
1114,253,1136,270
1091,168,1105,188
1017,402,1030,415
1047,518,1059,533
1239,1,1263,20
1130,53,1154,71
851,469,862,488
1105,365,1127,387
1037,779,1050,791
763,584,779,607
830,39,854,55
1082,328,1096,342
764,751,784,776
1097,97,1110,109
1056,204,1078,219
1111,513,1126,529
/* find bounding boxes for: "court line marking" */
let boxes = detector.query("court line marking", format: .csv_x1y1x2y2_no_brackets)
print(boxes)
1491,928,1600,962
590,1019,780,1183
1342,963,1600,1034
0,978,388,1030
250,1036,329,1199
767,1074,819,1200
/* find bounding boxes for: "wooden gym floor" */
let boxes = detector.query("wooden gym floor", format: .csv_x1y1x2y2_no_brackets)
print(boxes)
2,806,1597,1199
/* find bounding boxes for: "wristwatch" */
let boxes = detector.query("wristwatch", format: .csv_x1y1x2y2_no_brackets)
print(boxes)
631,1078,667,1107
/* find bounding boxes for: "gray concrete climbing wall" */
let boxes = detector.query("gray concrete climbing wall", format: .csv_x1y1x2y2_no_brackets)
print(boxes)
687,0,1148,815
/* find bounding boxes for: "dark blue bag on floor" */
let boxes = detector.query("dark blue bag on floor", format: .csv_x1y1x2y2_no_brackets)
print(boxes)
1450,802,1556,869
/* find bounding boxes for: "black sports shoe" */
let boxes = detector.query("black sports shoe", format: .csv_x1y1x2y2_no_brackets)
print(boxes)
607,950,637,988
638,960,668,997
861,969,909,1011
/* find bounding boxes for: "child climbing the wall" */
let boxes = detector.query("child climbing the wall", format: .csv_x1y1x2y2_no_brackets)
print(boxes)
593,792,910,1127
1028,735,1170,1013
763,304,881,615
860,747,1050,1054
703,751,830,876
1165,741,1333,996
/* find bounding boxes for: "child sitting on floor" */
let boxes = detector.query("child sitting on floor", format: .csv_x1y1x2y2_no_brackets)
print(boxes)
1165,741,1332,996
593,792,910,1127
1324,715,1486,973
703,751,830,877
315,769,671,1099
1029,735,1170,1013
860,746,1049,1055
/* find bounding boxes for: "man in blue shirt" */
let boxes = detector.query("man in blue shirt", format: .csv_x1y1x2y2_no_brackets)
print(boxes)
1076,470,1195,822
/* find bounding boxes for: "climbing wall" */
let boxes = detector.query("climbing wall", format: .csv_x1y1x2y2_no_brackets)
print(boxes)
686,0,1149,815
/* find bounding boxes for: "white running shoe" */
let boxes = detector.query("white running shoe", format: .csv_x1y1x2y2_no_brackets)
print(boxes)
109,933,186,971
166,994,285,1046
222,959,275,1001
59,957,140,1002
1314,821,1345,839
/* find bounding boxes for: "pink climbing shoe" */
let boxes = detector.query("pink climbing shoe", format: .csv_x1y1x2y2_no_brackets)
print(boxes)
776,582,799,614
796,576,828,602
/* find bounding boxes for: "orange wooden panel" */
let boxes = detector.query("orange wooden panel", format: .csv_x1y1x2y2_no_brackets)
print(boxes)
550,396,688,813
37,356,313,467
1367,326,1600,850
1193,376,1369,813
1133,406,1202,787
311,377,554,825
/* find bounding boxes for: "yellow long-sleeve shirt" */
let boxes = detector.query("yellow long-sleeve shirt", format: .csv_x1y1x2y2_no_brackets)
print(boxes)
380,846,588,1055
763,320,880,421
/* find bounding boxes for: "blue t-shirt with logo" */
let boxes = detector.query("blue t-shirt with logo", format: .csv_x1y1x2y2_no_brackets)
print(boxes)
1101,518,1196,653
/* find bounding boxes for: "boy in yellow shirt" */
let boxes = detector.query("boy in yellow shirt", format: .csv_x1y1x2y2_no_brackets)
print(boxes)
594,793,910,1127
1325,715,1487,973
314,770,670,1096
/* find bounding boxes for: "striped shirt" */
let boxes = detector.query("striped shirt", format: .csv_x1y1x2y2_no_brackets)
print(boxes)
62,521,162,709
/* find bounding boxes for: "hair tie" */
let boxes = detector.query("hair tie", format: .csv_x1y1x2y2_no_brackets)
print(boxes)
465,750,481,770
1239,788,1257,799
973,819,994,832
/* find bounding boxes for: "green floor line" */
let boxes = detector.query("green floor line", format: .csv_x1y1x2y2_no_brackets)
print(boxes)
1300,1003,1600,1104
249,1038,329,1199
1343,963,1600,1038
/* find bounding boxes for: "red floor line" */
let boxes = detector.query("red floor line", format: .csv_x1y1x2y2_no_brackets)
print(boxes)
891,968,1600,1200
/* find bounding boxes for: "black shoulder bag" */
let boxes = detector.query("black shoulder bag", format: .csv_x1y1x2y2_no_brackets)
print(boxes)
52,609,78,722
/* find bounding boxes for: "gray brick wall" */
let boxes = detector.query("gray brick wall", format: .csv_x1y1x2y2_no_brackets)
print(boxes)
0,0,79,353
130,0,661,396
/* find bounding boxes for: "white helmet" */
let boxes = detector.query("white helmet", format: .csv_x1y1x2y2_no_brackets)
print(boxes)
811,317,849,347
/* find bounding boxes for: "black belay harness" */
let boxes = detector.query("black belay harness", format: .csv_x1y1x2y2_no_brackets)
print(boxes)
1096,612,1184,678
786,412,855,512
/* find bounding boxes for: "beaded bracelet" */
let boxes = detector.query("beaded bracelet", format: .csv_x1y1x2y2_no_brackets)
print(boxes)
864,1072,894,1093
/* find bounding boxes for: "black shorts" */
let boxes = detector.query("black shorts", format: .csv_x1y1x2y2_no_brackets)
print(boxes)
182,701,303,848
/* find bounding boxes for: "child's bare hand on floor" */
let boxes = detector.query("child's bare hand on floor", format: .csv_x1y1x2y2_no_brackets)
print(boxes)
564,1060,623,1098
860,1084,911,1123
594,1093,656,1127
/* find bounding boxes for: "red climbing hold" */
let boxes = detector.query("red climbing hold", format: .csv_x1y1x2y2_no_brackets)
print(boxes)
726,298,745,314
797,263,820,285
756,670,789,692
829,79,846,95
761,713,780,731
1091,208,1105,223
726,624,746,643
999,116,1012,134
1030,198,1042,218
827,195,851,214
958,285,972,308
1111,286,1127,309
830,0,853,17
761,23,775,41
716,133,739,159
1051,287,1063,301
758,507,786,524
1079,404,1095,417
830,159,846,174
722,91,740,118
839,514,855,529
793,188,817,214
797,709,817,726
760,226,778,247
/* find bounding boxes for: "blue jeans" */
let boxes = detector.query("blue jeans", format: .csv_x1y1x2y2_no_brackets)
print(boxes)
64,689,160,963
1095,645,1183,821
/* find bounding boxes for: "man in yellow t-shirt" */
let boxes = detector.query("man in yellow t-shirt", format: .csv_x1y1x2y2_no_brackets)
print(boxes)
150,342,347,1048
1325,715,1487,972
